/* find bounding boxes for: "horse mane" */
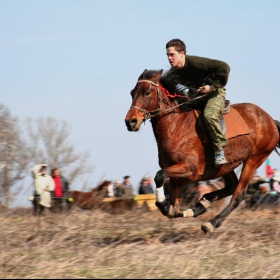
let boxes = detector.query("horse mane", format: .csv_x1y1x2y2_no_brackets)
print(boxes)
139,70,160,80
92,180,111,192
70,180,111,210
138,69,180,95
140,69,206,112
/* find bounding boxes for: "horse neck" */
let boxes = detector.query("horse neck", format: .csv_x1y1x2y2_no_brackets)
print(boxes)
150,106,195,142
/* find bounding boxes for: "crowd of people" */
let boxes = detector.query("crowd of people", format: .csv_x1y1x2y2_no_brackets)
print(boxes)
29,163,71,212
106,176,155,198
29,163,155,211
245,167,280,208
30,160,280,213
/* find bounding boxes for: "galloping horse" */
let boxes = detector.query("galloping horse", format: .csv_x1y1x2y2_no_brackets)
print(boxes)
125,69,280,233
71,180,137,214
71,180,111,210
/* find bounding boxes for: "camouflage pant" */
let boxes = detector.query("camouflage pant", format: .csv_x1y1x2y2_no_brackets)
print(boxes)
203,88,227,153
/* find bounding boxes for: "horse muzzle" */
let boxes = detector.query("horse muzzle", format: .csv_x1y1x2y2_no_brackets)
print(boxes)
125,118,142,131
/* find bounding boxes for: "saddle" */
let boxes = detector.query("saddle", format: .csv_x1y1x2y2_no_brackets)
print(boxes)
195,100,250,142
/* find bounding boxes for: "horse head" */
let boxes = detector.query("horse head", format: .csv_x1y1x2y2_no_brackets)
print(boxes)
93,180,111,192
125,69,164,131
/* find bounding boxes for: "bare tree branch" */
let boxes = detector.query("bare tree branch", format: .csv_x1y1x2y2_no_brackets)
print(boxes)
0,107,94,207
25,117,94,186
0,104,30,206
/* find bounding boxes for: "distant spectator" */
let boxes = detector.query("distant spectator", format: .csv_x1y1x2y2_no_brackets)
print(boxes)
116,176,134,198
51,168,69,197
32,164,55,208
106,182,115,197
114,180,122,197
51,167,70,211
265,158,274,178
270,169,280,193
245,171,267,208
147,177,155,193
139,177,154,194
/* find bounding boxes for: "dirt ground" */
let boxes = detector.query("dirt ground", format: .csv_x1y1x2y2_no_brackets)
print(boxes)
0,204,280,279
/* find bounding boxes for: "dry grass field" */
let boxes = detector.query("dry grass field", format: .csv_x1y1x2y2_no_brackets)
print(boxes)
0,204,280,279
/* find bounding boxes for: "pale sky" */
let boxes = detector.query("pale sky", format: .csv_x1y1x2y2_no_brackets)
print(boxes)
1,0,280,205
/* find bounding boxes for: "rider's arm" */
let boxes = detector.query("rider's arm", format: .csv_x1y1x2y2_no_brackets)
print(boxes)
197,58,230,94
205,58,230,88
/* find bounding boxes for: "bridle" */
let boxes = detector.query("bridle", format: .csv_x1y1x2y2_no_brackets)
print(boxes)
130,80,163,120
130,79,206,120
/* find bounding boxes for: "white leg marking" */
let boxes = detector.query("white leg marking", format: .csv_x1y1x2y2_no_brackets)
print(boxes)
183,209,194,217
200,198,212,209
156,186,165,202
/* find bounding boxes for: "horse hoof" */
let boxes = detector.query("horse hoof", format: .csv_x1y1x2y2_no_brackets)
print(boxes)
183,209,194,217
167,205,175,218
201,222,215,234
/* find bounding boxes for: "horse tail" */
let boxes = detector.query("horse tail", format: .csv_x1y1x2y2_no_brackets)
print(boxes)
274,120,280,156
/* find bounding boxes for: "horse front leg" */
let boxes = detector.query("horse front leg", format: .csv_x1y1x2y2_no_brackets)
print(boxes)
154,163,193,218
154,170,170,217
167,181,185,218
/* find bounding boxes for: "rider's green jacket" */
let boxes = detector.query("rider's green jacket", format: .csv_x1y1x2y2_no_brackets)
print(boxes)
175,55,230,89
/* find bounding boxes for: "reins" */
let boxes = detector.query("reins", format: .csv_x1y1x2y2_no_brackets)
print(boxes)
130,79,206,120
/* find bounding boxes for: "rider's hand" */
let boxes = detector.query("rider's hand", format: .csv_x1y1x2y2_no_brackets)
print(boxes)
199,85,216,94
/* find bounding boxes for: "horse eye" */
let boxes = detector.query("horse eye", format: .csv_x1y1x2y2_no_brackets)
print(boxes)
144,91,150,96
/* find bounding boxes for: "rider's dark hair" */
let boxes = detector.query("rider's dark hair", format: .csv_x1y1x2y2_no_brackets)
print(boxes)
166,39,186,54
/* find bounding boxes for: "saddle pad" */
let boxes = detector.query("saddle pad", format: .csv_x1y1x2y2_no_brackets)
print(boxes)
223,108,251,139
196,107,251,142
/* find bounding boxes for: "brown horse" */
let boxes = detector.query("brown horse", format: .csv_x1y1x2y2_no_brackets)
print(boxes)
125,69,280,233
71,180,111,210
71,180,137,214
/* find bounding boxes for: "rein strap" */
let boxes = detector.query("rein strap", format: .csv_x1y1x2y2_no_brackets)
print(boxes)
131,80,207,120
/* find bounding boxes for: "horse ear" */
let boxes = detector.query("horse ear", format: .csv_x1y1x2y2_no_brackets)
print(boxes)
138,69,148,80
151,69,163,83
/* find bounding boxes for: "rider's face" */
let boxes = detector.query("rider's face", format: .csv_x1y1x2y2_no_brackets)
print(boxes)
166,47,185,68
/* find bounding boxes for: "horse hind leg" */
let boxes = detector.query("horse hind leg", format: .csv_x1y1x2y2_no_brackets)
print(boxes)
182,171,238,218
201,157,265,233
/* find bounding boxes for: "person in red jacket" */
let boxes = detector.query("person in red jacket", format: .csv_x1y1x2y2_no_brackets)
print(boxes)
51,168,70,211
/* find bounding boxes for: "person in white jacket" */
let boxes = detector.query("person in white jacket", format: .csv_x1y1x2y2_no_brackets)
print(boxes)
32,164,55,208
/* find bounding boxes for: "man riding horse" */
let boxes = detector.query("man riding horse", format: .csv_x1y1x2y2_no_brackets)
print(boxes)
125,41,280,233
165,38,230,165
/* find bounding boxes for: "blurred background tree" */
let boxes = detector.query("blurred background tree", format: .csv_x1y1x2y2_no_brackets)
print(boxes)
0,104,30,207
24,116,94,186
0,103,94,207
